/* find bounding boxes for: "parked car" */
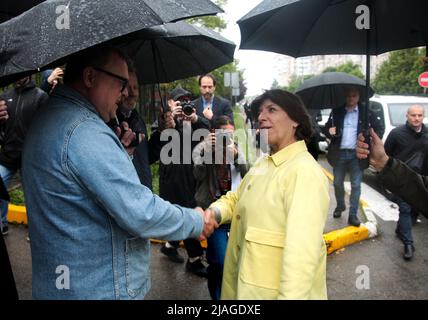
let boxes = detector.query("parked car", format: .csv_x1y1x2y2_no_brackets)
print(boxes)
369,95,428,141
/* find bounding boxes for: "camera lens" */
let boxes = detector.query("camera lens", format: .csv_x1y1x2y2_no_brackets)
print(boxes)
182,102,194,116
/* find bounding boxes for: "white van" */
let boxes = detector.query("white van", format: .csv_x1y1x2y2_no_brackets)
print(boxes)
369,95,428,141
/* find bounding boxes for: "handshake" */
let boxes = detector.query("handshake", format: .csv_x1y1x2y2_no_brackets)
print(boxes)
194,207,221,240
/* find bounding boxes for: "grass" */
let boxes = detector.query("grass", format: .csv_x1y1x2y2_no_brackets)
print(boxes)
232,106,258,165
9,187,25,206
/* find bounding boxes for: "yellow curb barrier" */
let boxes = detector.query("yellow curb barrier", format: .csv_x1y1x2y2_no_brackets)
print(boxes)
7,204,27,224
321,166,378,254
323,225,369,255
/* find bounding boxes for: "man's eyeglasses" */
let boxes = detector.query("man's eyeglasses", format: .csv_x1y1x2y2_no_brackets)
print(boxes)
92,66,128,93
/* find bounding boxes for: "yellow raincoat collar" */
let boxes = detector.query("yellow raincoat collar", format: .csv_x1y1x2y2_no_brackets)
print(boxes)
269,140,307,167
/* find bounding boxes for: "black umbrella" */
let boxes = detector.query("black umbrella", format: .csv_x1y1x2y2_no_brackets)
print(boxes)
115,21,236,84
0,0,45,23
296,72,374,109
238,0,428,167
0,0,223,87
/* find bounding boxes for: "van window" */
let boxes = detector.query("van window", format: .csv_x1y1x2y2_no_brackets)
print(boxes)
387,103,428,126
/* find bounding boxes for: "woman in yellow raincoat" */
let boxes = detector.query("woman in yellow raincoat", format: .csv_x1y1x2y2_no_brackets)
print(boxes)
208,89,330,299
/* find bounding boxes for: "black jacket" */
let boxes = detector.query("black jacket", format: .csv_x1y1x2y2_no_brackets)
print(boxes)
159,116,210,207
379,158,428,218
193,95,234,125
0,81,48,171
323,104,385,143
384,123,428,175
323,105,384,166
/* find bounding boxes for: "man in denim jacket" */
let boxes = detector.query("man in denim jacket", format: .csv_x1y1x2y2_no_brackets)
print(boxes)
21,46,216,300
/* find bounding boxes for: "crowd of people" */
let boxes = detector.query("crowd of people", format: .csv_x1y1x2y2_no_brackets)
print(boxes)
0,44,427,300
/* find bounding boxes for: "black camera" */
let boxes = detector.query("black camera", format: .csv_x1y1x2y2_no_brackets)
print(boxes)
181,100,195,116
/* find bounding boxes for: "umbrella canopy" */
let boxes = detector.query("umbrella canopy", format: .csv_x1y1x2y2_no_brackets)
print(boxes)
115,21,236,84
296,72,374,109
238,0,428,56
0,0,223,87
0,0,45,23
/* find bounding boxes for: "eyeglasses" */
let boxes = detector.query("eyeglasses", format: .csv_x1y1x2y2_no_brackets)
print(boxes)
92,66,128,93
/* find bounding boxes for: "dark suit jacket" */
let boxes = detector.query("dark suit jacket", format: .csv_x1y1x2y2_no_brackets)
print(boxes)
323,104,385,166
193,95,234,125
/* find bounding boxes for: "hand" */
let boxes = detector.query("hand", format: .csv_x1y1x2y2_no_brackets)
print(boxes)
356,128,389,171
47,67,64,85
159,110,176,131
195,207,218,240
0,100,8,122
203,107,213,120
328,127,337,136
183,108,198,124
114,121,137,149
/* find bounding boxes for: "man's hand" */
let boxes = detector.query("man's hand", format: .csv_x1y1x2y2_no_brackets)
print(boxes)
0,100,8,122
198,132,215,155
195,207,218,240
328,127,337,136
356,128,389,171
114,121,137,153
47,67,64,85
183,108,198,124
159,110,176,131
203,107,213,120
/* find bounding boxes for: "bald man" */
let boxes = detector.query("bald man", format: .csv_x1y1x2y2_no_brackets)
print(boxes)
384,104,428,261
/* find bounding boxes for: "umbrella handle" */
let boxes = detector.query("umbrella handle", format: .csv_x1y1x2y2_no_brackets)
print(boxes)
359,129,370,170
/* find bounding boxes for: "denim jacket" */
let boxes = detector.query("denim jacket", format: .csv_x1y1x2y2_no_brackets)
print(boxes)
22,85,203,299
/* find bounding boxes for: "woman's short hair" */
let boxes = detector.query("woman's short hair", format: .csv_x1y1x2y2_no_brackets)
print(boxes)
251,89,313,142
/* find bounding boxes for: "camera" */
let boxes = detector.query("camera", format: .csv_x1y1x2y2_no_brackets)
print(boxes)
181,100,195,116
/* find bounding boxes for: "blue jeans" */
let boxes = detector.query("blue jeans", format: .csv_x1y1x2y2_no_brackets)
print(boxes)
333,149,363,217
206,224,230,300
0,165,16,226
392,196,415,245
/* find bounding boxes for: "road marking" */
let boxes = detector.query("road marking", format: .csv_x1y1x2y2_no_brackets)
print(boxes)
344,182,399,222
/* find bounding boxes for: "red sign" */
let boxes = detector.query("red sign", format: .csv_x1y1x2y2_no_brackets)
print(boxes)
418,72,428,88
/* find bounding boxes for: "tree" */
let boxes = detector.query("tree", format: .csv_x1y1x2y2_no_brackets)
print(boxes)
323,61,364,79
187,0,227,32
373,48,425,95
286,74,314,93
270,79,281,89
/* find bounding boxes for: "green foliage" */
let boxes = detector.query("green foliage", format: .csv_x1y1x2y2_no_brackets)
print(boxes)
373,48,425,95
286,74,314,93
323,61,364,79
270,79,281,89
9,187,25,206
151,163,160,195
187,0,227,32
165,60,247,104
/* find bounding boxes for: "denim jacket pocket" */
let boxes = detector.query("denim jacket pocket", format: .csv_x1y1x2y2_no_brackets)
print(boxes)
240,227,285,290
125,237,150,298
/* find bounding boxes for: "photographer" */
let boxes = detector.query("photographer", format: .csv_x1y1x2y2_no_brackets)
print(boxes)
159,87,212,277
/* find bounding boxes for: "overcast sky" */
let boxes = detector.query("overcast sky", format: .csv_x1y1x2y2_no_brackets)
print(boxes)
220,0,283,97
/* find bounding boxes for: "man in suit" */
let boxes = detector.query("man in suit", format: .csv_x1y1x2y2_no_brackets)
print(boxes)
193,74,234,125
323,86,384,227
